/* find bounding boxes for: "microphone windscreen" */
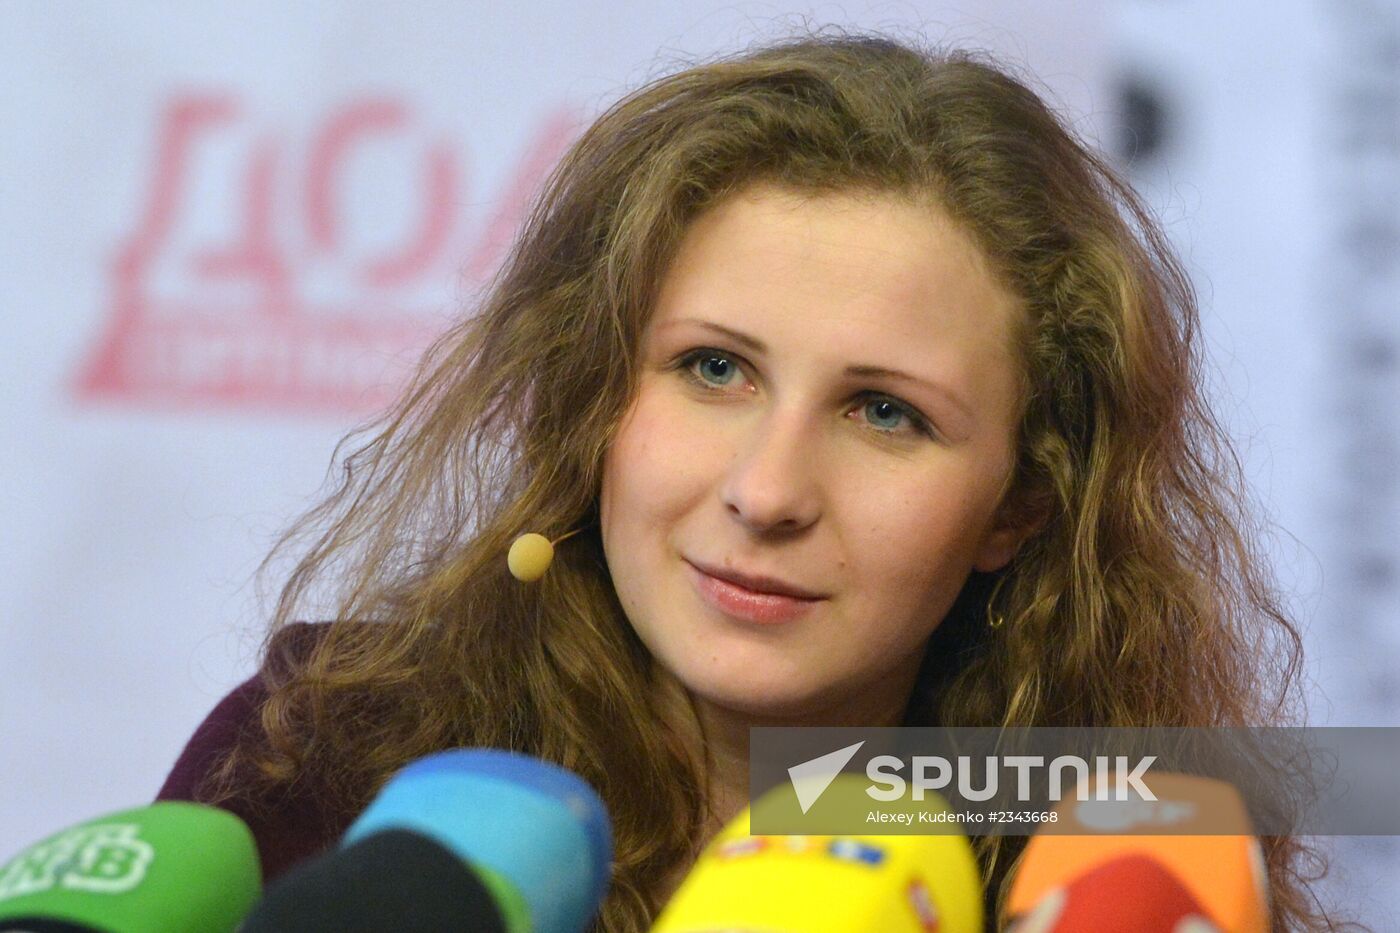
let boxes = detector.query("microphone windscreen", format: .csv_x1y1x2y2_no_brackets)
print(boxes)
344,748,611,933
508,533,554,581
654,774,983,933
1010,853,1220,932
239,828,508,933
0,802,259,933
1007,772,1268,933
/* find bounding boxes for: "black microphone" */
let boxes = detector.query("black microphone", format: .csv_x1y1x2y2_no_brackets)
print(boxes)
239,829,509,932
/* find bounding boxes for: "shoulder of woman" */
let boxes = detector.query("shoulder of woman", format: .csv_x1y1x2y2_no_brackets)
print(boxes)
155,621,343,881
157,623,328,793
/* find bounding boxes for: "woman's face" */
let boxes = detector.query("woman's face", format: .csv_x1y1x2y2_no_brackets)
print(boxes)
599,183,1031,722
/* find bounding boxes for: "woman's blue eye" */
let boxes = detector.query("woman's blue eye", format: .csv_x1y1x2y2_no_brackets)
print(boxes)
693,354,738,386
864,398,907,432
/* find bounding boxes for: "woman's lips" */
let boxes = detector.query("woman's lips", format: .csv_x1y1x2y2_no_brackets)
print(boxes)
685,561,824,624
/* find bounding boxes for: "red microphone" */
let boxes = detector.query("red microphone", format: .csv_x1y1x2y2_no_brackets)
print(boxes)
1009,853,1222,932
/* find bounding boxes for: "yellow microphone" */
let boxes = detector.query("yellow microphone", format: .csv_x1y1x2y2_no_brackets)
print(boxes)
653,774,983,933
507,528,584,582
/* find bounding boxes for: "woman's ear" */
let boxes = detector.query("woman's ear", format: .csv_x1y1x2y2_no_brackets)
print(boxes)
972,494,1050,573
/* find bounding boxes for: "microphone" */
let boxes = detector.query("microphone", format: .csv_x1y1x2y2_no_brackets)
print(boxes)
1008,853,1220,932
0,802,259,933
653,774,983,933
238,829,514,932
243,748,611,933
507,528,584,581
1007,772,1269,933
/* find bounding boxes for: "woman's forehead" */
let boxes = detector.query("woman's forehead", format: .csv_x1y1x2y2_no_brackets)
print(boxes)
647,185,1020,356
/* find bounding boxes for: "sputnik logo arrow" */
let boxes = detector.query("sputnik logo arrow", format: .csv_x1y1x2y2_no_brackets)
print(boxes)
787,741,866,814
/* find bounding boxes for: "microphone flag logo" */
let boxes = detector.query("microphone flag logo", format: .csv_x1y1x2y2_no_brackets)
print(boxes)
0,824,154,901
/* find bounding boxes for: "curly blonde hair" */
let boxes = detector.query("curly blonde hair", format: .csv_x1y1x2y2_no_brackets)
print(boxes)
205,29,1346,930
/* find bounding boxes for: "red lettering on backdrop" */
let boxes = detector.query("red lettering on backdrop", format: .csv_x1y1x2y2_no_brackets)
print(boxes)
74,94,579,414
306,101,458,288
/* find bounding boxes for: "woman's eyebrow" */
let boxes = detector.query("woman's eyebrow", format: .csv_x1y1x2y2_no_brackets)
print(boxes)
845,364,973,419
663,318,769,355
661,318,974,418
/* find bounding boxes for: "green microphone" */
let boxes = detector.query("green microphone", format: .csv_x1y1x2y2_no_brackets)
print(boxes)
0,802,260,933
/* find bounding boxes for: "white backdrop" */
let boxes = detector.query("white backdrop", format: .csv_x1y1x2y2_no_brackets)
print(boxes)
2,0,1395,927
1114,1,1400,924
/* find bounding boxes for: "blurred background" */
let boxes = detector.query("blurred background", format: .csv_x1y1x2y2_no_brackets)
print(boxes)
2,0,1396,927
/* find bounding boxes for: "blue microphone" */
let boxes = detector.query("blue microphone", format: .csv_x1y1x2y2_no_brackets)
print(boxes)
243,749,612,933
346,748,612,933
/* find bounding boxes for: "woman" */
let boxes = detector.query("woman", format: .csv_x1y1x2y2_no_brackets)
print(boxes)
160,31,1339,930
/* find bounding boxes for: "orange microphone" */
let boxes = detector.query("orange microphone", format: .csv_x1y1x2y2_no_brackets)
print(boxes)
1007,772,1269,933
507,528,584,581
1009,853,1220,932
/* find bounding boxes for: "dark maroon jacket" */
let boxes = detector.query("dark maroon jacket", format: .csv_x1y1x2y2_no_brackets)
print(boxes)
156,628,349,882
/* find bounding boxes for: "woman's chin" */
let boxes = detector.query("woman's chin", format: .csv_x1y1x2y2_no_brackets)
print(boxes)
644,639,871,723
684,675,839,724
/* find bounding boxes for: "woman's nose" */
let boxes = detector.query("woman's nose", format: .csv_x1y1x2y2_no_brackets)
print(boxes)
717,408,822,534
